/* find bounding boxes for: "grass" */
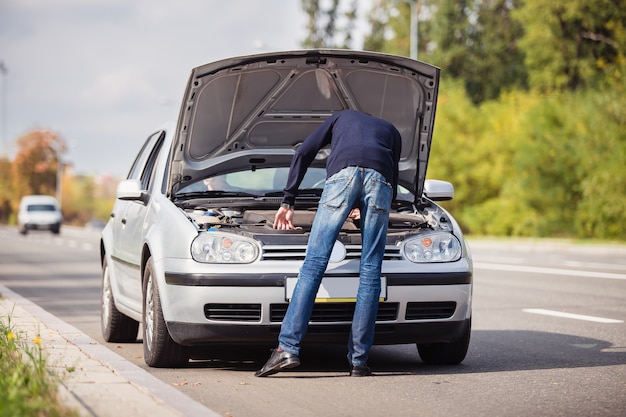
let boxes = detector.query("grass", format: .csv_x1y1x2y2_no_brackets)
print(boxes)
0,307,80,417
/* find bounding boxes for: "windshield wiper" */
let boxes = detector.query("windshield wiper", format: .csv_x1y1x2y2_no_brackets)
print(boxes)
263,188,323,198
175,190,258,199
296,188,324,197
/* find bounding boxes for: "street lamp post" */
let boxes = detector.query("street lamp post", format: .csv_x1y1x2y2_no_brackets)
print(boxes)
56,157,64,205
50,136,65,206
0,61,7,155
401,0,419,60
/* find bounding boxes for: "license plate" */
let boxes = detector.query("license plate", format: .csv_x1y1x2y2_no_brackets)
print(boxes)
285,277,387,302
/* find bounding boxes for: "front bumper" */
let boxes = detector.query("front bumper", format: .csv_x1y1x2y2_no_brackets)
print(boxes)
156,257,473,346
21,222,61,231
167,318,471,346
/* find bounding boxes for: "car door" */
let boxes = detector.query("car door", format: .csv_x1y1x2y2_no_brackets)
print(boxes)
111,130,166,312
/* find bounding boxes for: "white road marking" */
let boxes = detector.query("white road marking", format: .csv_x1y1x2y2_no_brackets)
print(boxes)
10,233,95,251
474,262,626,280
475,256,525,264
564,260,626,271
523,308,623,324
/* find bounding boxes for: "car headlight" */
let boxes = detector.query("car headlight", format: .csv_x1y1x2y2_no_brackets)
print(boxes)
402,232,462,263
191,232,260,263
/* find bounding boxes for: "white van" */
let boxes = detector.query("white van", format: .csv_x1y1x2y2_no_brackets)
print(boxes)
17,195,62,235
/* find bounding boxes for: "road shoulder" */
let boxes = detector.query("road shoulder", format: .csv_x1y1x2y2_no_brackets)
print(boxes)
0,284,220,417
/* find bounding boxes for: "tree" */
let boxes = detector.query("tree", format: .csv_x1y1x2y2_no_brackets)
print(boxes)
363,0,436,58
301,0,358,48
11,130,66,202
362,0,390,52
427,0,527,104
513,0,626,92
427,0,475,72
356,0,626,240
363,0,527,104
469,0,527,101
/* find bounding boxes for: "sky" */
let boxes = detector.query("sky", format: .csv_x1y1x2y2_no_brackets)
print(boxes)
0,0,372,178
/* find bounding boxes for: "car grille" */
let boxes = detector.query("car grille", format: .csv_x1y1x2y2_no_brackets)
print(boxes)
270,302,399,322
261,244,403,261
405,301,456,320
204,304,261,321
204,301,456,322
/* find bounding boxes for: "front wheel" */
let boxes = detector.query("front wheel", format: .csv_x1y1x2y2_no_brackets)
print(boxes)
142,257,190,367
417,319,471,365
101,257,139,342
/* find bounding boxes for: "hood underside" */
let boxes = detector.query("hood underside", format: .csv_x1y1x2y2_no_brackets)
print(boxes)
170,49,440,201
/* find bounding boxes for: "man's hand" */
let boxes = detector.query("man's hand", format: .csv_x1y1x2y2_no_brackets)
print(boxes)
348,208,360,220
273,206,295,230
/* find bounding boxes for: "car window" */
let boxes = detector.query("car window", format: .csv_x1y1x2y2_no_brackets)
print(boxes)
127,131,165,190
140,137,165,191
127,131,164,183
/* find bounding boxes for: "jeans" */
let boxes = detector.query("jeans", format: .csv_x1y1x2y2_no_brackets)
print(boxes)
278,166,392,366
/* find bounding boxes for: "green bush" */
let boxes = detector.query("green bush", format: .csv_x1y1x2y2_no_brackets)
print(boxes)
430,80,626,240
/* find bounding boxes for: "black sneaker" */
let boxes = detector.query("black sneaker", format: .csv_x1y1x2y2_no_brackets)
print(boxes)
255,348,300,377
349,364,372,377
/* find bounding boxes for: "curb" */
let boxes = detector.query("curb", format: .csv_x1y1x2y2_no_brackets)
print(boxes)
0,284,221,417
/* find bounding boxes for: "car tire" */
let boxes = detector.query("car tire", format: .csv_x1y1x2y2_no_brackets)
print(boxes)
101,257,139,342
142,257,190,368
417,319,471,365
51,223,61,234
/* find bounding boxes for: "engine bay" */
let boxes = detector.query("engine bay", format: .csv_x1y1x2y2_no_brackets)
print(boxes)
183,200,453,236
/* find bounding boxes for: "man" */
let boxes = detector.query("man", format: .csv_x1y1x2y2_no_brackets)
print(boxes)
255,109,402,377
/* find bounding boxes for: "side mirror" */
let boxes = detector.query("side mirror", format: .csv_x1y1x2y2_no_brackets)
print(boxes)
116,179,149,204
424,179,454,201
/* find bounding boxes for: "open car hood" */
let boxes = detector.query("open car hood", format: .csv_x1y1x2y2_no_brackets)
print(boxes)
169,49,440,203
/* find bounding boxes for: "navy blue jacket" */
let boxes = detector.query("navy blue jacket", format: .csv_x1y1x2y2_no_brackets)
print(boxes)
282,110,402,207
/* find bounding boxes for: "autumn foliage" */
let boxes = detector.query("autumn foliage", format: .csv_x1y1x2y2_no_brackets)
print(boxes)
0,130,115,226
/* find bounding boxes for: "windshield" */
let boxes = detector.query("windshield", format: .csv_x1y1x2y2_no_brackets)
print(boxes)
27,204,57,212
176,167,326,197
175,166,415,201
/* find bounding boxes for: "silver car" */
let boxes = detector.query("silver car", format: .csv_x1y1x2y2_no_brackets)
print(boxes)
100,50,473,368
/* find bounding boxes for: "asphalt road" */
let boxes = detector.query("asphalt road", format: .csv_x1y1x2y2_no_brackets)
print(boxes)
1,225,625,417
